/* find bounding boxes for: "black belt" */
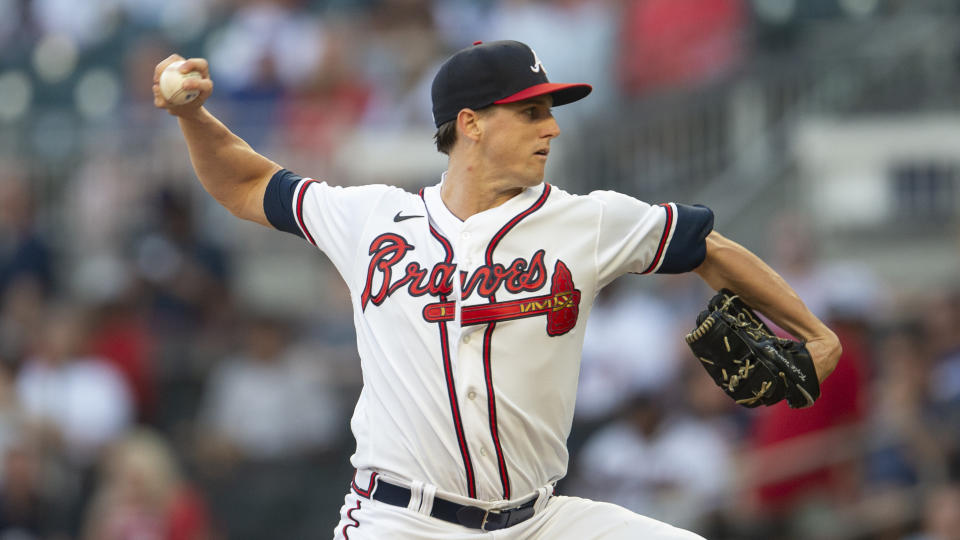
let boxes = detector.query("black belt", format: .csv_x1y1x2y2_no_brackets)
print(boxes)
365,479,538,531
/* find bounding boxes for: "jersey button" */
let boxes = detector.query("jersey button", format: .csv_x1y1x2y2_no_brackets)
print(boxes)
467,391,477,400
480,447,487,457
462,335,471,344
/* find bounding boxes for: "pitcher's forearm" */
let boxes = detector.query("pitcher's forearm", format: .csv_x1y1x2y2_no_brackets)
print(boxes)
695,233,809,336
154,55,279,226
177,107,280,225
694,231,841,381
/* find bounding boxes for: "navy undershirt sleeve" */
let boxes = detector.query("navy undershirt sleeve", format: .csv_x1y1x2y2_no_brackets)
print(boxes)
263,169,305,239
656,204,714,274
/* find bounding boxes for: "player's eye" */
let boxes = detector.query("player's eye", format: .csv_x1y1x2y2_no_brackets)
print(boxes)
524,106,551,120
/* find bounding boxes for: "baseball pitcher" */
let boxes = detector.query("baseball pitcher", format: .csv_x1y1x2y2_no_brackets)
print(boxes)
154,40,841,539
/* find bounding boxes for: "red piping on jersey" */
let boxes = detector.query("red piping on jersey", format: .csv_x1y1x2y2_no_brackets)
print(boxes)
351,470,378,498
342,499,361,539
483,185,553,299
421,189,478,498
480,324,509,498
641,203,674,274
437,310,477,498
481,183,552,500
295,179,321,246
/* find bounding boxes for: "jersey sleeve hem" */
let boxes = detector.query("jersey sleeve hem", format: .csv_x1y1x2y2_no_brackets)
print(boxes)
654,203,714,274
263,169,306,239
640,203,676,274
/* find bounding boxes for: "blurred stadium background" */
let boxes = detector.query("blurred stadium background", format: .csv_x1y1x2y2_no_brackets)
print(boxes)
1,0,960,539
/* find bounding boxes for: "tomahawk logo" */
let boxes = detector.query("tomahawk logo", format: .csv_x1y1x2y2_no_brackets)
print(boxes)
530,49,547,74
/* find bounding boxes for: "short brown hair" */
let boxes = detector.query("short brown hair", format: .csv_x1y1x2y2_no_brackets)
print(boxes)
434,120,457,155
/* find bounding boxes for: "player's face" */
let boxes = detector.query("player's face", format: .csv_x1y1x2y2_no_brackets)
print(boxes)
477,95,560,187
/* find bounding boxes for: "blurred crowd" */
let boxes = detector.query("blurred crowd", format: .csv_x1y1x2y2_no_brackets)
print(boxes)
2,0,960,539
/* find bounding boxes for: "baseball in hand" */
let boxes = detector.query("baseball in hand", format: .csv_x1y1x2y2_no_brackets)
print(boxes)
159,61,201,106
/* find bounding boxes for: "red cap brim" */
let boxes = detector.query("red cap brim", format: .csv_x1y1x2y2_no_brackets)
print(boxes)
494,82,593,107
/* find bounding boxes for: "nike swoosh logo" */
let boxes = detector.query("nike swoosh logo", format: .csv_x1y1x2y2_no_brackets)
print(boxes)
393,211,424,222
530,64,541,73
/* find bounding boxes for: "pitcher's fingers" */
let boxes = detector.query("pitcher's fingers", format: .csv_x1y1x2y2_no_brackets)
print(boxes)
152,84,161,107
179,58,209,78
181,77,213,96
154,53,186,84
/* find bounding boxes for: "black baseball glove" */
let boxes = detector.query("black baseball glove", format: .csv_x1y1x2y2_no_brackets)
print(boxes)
685,289,820,408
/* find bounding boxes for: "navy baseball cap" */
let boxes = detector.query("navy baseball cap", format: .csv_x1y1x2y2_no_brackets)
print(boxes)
431,40,592,127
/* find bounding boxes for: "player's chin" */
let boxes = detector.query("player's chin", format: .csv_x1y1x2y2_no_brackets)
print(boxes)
528,156,547,172
531,164,548,183
521,171,545,187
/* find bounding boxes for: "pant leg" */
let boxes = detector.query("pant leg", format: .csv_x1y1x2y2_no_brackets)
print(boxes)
499,495,705,540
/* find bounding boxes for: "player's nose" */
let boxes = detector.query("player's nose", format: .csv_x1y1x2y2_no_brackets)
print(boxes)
542,116,560,139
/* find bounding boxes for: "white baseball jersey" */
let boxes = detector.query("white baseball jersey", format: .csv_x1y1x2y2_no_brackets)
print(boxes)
263,169,713,504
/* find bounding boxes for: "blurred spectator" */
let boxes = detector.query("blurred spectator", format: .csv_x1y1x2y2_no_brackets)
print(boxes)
765,214,830,318
15,303,133,467
0,364,19,462
207,0,324,95
571,390,733,534
65,151,148,257
764,215,888,322
922,290,960,479
866,323,949,489
277,24,373,162
0,170,55,306
431,0,496,50
902,483,960,540
0,365,72,538
206,0,329,152
118,0,213,39
29,0,120,47
130,185,233,443
193,314,346,540
89,298,156,424
0,436,73,539
0,0,23,53
616,0,746,97
205,0,324,147
196,314,343,465
0,278,46,372
922,290,960,365
358,0,440,129
82,428,212,540
136,186,230,336
575,281,684,424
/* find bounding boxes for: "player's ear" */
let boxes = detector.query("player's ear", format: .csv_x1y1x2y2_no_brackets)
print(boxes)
457,108,483,143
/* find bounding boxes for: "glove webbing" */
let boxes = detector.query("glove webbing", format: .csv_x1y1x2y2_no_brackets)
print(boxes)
687,315,777,406
686,293,790,406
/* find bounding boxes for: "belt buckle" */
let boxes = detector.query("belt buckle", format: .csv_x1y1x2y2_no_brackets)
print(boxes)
480,508,501,531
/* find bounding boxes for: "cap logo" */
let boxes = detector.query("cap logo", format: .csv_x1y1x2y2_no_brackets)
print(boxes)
529,48,547,74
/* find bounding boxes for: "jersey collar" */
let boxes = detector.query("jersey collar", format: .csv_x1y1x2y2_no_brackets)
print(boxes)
423,173,546,239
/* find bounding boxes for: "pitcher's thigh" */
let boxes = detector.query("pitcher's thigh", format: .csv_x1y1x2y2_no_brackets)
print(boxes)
517,495,706,540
